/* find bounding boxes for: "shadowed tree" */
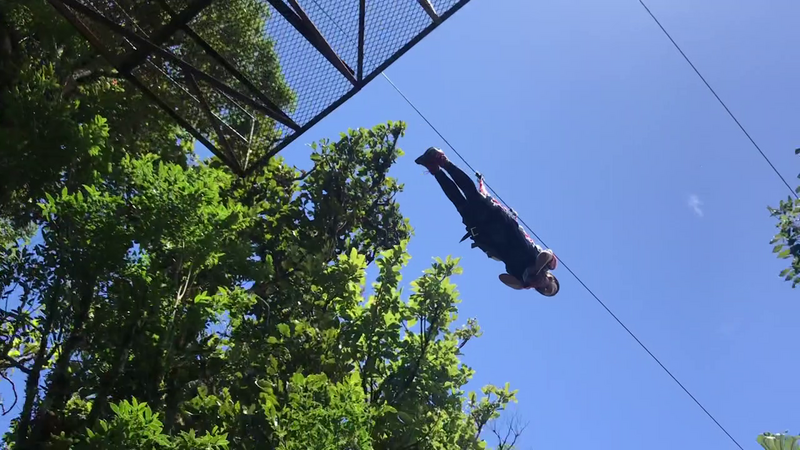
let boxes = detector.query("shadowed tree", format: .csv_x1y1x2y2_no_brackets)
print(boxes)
1,2,527,448
1,120,523,449
0,0,295,227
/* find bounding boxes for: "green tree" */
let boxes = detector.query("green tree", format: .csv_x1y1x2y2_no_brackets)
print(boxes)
758,432,799,450
1,120,522,448
1,2,525,448
768,149,800,286
0,0,294,227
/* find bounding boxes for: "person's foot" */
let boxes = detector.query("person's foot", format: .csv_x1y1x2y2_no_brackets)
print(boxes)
414,147,448,173
532,249,556,274
522,249,557,287
538,249,557,271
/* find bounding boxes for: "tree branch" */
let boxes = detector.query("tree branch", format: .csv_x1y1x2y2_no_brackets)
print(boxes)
86,318,139,427
0,356,31,375
293,165,316,181
16,292,57,445
1,371,18,416
61,65,120,98
398,410,444,450
387,305,441,405
489,412,529,449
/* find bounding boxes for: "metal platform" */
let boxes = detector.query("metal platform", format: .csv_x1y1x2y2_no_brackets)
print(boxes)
49,0,472,175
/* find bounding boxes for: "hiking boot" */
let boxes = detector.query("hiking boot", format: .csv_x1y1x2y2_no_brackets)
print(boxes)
522,249,557,286
536,249,557,271
414,147,449,173
540,249,557,271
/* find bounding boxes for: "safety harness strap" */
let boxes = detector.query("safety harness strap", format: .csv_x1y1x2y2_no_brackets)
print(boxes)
459,172,516,258
460,221,500,258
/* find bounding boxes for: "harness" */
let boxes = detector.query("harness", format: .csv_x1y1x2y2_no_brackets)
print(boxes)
459,197,516,260
460,219,498,258
459,173,534,261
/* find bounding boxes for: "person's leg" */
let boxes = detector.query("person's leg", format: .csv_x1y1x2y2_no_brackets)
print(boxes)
415,147,482,202
434,171,469,216
415,147,470,216
440,160,482,202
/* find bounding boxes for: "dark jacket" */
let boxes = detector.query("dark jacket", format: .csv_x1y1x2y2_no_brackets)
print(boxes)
461,183,541,281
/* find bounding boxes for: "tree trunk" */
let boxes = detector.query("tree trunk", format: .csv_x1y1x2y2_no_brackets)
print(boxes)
27,278,95,445
15,306,55,446
86,320,139,427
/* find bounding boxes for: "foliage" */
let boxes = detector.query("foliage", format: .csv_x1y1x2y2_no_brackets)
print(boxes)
758,432,799,450
0,2,523,448
79,398,230,450
0,120,521,449
0,0,295,227
768,149,800,286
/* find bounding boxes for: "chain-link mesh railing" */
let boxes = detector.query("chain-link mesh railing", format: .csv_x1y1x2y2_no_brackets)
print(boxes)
51,0,472,174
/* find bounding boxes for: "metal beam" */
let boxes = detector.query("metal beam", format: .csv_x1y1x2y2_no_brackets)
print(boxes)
416,0,439,22
56,0,301,131
46,0,240,173
119,0,212,73
154,0,295,129
244,0,475,177
357,0,365,81
185,72,242,173
48,0,238,170
132,72,241,175
267,0,357,86
53,0,475,178
145,59,251,144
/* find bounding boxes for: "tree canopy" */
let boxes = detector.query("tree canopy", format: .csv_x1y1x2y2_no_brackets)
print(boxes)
758,432,799,450
0,2,522,448
763,147,799,450
0,0,295,228
768,149,800,287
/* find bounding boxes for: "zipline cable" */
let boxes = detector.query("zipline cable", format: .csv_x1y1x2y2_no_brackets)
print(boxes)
381,73,746,450
638,0,797,199
307,2,745,449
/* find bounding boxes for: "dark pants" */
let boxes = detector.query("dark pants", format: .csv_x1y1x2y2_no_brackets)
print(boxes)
434,161,483,219
434,161,537,280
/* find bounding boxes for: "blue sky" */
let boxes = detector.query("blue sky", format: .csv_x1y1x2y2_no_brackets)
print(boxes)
262,0,800,448
3,0,798,448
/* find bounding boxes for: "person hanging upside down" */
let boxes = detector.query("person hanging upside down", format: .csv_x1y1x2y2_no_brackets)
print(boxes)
415,147,560,296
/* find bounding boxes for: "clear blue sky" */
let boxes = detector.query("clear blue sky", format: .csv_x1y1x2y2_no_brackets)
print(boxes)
3,0,798,448
271,0,800,448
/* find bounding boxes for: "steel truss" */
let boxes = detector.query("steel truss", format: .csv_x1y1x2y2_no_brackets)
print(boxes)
49,0,472,176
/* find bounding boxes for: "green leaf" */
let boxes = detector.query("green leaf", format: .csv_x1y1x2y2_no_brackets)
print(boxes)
0,108,503,447
277,323,290,337
291,372,305,385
